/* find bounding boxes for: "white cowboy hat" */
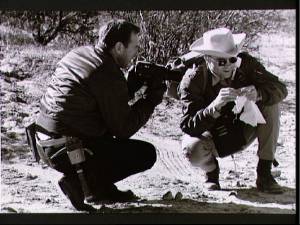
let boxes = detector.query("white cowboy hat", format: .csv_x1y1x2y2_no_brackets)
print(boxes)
190,28,246,58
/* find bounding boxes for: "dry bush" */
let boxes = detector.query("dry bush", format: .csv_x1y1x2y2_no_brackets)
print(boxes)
1,10,281,63
0,11,101,46
110,10,281,64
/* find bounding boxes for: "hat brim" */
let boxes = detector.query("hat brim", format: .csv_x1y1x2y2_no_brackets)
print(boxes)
180,51,203,61
190,33,246,58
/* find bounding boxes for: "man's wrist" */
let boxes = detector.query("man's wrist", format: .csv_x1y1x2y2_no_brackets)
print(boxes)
256,89,263,102
205,104,221,119
212,106,221,118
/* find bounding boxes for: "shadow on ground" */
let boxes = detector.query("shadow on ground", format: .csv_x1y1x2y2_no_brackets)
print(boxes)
221,187,295,205
90,198,294,214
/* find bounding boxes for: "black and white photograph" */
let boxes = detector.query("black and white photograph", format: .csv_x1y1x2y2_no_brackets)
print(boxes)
0,7,297,223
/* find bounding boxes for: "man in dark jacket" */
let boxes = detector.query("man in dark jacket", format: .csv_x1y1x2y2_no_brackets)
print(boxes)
35,19,166,209
178,28,287,193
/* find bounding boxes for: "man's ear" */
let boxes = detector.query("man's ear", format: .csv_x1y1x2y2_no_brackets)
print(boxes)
115,42,125,55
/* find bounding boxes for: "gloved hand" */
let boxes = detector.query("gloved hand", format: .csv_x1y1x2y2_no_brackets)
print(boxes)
144,77,166,107
127,65,144,99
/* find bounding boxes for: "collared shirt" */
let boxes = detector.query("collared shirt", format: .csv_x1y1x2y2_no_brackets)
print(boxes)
178,52,288,138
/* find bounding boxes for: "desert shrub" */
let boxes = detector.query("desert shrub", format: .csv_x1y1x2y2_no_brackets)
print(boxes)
0,25,35,46
0,11,101,46
109,10,281,64
1,10,282,63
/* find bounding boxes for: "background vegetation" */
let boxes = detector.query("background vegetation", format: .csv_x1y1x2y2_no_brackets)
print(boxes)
0,10,288,64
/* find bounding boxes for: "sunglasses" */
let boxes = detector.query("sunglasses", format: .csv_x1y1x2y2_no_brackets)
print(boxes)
210,57,238,66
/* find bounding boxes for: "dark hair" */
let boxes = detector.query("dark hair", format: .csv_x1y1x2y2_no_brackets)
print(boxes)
96,19,140,51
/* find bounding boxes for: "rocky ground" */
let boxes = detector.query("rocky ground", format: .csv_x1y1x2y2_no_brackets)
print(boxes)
0,14,296,223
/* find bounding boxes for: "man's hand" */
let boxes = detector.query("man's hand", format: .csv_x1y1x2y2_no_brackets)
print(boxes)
127,65,144,98
210,87,239,111
239,85,258,102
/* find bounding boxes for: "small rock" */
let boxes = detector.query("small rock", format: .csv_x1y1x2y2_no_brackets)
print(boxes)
45,199,51,204
162,191,173,200
173,179,184,185
271,170,281,178
197,193,208,198
41,164,48,169
174,192,183,200
2,207,18,213
229,191,237,196
237,181,246,187
26,173,38,180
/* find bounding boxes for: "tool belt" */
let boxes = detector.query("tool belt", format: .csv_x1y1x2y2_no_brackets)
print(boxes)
25,123,93,166
35,131,68,167
25,123,96,203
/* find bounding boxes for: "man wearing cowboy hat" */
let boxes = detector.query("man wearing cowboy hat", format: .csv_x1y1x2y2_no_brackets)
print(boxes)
178,28,287,193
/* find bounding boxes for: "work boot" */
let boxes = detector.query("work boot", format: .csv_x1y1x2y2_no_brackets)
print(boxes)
58,176,96,211
204,158,221,190
87,184,139,203
256,159,284,194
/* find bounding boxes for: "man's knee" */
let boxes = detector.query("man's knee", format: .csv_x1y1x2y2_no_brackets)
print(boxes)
182,134,217,171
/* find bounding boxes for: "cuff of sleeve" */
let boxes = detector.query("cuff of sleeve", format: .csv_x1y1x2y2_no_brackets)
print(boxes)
256,89,263,102
204,105,221,119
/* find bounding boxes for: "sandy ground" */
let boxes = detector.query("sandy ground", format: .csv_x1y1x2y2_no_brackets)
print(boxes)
0,25,297,222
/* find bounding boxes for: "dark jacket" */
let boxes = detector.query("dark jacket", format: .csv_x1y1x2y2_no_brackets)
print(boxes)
179,52,288,137
36,46,155,139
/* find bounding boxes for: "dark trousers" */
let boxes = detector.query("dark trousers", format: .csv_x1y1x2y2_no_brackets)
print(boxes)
44,137,157,192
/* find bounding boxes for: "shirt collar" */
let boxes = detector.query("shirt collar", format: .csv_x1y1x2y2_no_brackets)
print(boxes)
211,57,242,86
94,46,122,71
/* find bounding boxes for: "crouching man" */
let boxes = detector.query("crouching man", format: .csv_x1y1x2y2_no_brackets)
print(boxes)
33,20,166,210
178,28,287,193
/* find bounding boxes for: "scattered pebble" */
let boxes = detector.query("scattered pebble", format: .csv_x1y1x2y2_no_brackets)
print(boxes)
174,192,183,200
197,193,208,198
229,191,237,197
173,179,183,185
45,199,51,204
2,207,18,213
41,164,48,169
162,191,173,200
271,170,281,178
26,173,38,180
237,181,246,187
